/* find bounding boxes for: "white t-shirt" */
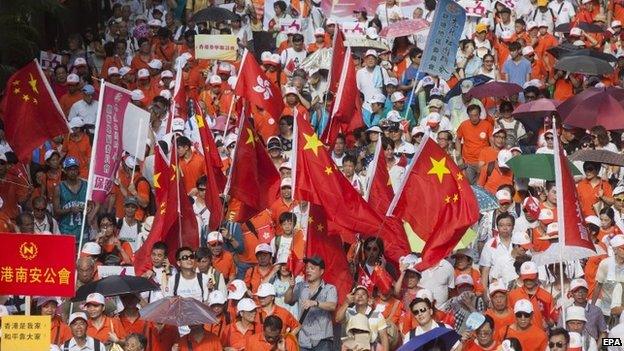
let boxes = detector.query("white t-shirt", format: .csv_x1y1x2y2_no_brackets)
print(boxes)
271,235,294,264
166,273,210,302
548,0,575,27
419,260,455,307
280,48,307,71
118,219,140,252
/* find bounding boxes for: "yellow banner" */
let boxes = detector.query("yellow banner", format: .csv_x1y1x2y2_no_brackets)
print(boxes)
1,315,51,351
195,35,238,61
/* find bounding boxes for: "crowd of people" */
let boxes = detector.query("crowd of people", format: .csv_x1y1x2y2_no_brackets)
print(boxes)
6,0,624,350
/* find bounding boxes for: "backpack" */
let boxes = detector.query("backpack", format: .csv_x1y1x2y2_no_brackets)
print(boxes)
173,272,204,299
135,176,156,216
496,120,521,148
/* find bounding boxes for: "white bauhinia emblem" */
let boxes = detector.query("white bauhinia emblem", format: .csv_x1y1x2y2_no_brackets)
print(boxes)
253,76,272,100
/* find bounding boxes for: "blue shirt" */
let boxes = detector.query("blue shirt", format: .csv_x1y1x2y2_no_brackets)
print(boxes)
503,57,532,87
401,65,426,104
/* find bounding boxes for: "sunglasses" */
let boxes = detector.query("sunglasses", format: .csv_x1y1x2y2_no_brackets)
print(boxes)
549,341,565,348
412,307,429,316
515,312,532,318
615,197,624,202
209,242,222,247
179,254,195,261
545,136,554,141
197,187,206,192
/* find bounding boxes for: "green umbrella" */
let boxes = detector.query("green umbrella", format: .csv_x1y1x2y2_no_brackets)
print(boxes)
507,154,582,180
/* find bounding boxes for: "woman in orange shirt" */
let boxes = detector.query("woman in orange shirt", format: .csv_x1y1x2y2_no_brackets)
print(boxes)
38,297,71,346
598,207,621,242
461,315,500,351
452,249,485,296
95,213,134,265
222,298,261,349
176,325,222,351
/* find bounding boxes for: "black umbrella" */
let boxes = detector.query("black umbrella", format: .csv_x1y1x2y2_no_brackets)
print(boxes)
555,22,604,33
547,46,617,62
192,7,239,22
554,55,614,75
444,74,492,102
570,149,624,166
73,275,159,301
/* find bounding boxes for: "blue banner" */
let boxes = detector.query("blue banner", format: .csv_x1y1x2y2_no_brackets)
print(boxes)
419,0,466,80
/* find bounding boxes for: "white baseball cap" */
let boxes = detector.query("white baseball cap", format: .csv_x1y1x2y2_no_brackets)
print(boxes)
526,21,538,30
386,110,402,122
280,177,292,188
268,54,281,66
237,298,257,313
538,208,555,224
160,70,173,79
368,93,386,104
255,243,273,255
255,283,277,297
497,149,513,169
364,49,378,58
137,68,150,79
521,46,535,56
227,279,248,300
131,89,145,101
314,28,326,36
74,57,87,67
148,19,162,27
566,305,587,322
570,278,589,293
411,126,425,137
68,312,88,325
519,261,538,280
107,66,120,76
385,77,399,86
206,231,224,243
614,186,624,196
488,280,508,296
585,215,601,228
495,189,512,204
570,27,583,36
119,66,132,77
209,75,222,86
81,242,102,255
390,92,406,103
224,133,238,147
44,149,60,161
160,89,172,99
208,290,227,306
69,117,85,129
611,234,624,248
415,288,433,302
511,231,532,249
514,299,533,314
454,274,474,287
84,292,105,306
613,20,623,28
67,73,80,84
148,59,163,70
545,222,559,238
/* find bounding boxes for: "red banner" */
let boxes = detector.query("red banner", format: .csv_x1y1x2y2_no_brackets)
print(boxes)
0,234,76,297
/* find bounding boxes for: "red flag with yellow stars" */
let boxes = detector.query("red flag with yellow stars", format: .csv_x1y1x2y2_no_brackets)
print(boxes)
134,139,199,275
0,60,68,162
193,101,226,230
365,139,394,215
293,113,385,236
389,137,479,271
227,113,281,223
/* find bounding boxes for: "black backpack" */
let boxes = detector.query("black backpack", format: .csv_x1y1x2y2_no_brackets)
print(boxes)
63,338,102,351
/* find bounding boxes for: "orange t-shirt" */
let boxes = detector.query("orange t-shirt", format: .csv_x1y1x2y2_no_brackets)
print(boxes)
222,322,259,349
269,198,296,224
149,324,180,351
494,323,548,351
457,120,493,164
380,298,404,325
485,309,515,338
244,332,299,351
478,146,499,167
577,178,612,218
130,54,152,72
51,316,72,345
0,172,30,219
463,339,500,351
60,91,83,116
204,314,232,346
101,241,135,265
179,151,206,195
152,41,176,63
251,106,280,142
63,133,91,179
213,251,236,281
113,170,150,221
477,165,514,195
178,332,223,351
258,305,300,334
119,314,151,335
530,58,547,81
244,265,274,293
100,56,124,79
86,316,128,343
507,286,554,328
553,78,574,101
454,267,485,295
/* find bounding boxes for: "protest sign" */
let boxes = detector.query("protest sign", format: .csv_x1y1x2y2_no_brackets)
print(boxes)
39,51,62,70
1,315,50,351
97,266,136,278
122,103,150,160
195,35,238,61
0,234,75,297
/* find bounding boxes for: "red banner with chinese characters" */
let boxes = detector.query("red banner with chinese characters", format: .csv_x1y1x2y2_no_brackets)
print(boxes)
0,234,76,297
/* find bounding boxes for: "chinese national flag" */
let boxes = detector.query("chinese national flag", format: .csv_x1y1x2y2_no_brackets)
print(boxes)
293,113,384,235
0,60,68,162
390,138,479,271
227,113,281,222
134,142,199,275
365,139,394,215
328,30,346,102
234,50,284,119
193,101,226,230
307,204,353,305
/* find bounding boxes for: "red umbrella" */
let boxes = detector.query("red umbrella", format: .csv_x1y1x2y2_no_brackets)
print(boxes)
564,94,624,130
468,81,523,98
379,19,430,38
512,98,561,119
557,87,624,120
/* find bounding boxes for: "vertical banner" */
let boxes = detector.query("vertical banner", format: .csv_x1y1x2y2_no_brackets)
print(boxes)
88,82,132,203
419,0,466,80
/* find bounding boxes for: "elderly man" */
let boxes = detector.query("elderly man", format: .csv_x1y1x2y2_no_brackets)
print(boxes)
62,312,105,351
68,84,98,134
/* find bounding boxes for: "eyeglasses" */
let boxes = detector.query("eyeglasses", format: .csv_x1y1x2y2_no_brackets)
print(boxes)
615,197,624,202
515,312,532,318
179,254,195,261
197,188,206,192
549,341,566,348
411,307,429,315
545,136,554,141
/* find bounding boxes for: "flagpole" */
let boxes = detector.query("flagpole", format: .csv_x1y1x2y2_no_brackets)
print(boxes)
77,79,106,258
130,122,144,182
322,27,340,113
223,105,247,197
552,116,567,324
364,138,383,202
291,109,299,197
34,59,68,124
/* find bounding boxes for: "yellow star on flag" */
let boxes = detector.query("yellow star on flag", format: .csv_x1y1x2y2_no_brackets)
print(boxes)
456,173,464,181
453,193,459,202
324,165,333,175
153,172,161,189
22,94,30,102
427,157,451,183
32,98,38,105
303,133,324,156
316,224,325,231
170,164,177,181
13,87,20,94
308,216,314,224
445,195,451,203
159,202,166,215
12,80,20,86
245,128,256,147
28,73,39,94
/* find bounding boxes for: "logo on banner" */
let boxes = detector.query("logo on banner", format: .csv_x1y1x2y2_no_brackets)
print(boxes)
19,242,38,260
253,76,273,100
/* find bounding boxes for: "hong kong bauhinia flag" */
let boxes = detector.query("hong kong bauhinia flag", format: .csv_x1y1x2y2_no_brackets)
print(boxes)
0,60,69,162
234,50,284,118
